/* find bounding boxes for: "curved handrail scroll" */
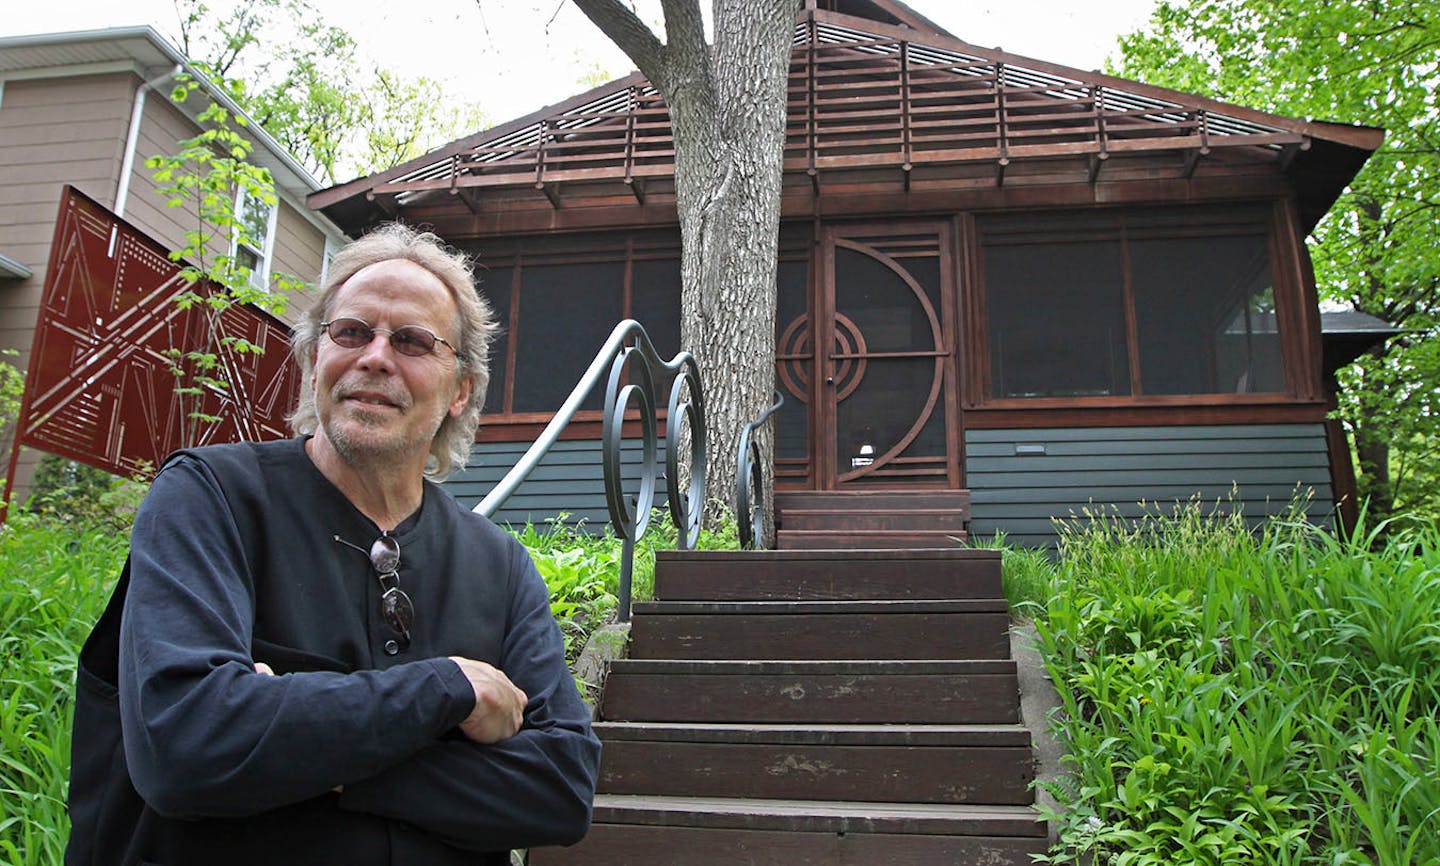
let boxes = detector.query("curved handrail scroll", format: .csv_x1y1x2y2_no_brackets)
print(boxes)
735,389,784,550
476,319,706,622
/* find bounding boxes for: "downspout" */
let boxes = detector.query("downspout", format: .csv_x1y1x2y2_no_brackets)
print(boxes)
114,64,182,220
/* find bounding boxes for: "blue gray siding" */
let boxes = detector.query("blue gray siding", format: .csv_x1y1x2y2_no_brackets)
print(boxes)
446,439,667,531
449,423,1336,546
965,424,1335,547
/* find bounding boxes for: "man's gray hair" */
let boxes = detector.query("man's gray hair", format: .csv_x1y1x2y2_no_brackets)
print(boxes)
289,223,495,479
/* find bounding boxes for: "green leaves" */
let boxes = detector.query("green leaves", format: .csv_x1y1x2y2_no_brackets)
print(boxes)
173,0,485,184
147,67,302,448
1030,504,1440,863
0,521,129,863
1114,0,1440,522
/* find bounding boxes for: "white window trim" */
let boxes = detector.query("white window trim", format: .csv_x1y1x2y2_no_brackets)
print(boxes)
319,235,342,289
232,189,278,290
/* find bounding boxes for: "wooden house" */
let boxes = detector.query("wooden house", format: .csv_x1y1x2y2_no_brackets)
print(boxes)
309,0,1384,546
0,26,348,497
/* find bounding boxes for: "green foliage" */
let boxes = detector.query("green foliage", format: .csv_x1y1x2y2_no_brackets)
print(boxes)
23,455,148,533
1112,0,1440,520
0,350,22,480
0,521,128,865
967,531,1059,619
144,76,304,447
508,507,741,663
174,0,485,183
1030,502,1440,865
0,349,21,428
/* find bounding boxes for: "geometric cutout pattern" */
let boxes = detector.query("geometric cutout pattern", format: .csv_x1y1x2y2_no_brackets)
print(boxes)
15,186,301,479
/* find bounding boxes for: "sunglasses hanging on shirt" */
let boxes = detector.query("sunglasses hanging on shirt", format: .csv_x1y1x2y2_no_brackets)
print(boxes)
334,532,414,653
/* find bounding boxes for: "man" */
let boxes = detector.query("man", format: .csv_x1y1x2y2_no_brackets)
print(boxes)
66,225,601,865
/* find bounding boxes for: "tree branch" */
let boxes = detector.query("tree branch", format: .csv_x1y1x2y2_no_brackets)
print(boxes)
569,0,669,87
659,0,708,68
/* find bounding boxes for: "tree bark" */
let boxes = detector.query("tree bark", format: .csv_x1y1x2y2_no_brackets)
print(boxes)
571,0,800,531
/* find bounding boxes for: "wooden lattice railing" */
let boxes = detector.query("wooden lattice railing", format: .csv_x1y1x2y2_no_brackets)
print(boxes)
366,10,1301,206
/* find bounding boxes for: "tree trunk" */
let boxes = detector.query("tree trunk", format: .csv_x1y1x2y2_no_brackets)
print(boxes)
570,0,801,529
1351,347,1394,517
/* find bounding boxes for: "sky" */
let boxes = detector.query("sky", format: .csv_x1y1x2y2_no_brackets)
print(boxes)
3,1,1159,125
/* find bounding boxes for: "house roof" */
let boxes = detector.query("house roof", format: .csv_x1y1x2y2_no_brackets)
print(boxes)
310,3,1383,238
1320,310,1405,373
0,251,34,280
0,26,324,205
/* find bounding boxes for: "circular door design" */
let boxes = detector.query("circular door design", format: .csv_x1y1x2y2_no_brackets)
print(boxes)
830,237,946,484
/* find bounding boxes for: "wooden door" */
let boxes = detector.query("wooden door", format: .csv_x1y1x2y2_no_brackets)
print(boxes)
816,223,959,489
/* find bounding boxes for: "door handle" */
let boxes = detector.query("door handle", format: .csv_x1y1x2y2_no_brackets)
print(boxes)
825,376,835,385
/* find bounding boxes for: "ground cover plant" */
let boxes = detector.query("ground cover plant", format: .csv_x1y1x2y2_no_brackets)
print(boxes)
0,516,127,865
0,500,737,864
511,506,740,663
1028,502,1440,865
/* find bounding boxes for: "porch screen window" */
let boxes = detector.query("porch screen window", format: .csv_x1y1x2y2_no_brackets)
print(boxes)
982,206,1285,400
1130,234,1283,395
513,262,625,412
984,240,1130,398
470,231,683,416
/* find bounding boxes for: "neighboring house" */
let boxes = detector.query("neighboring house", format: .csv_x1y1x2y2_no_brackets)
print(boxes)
0,26,348,498
311,0,1390,544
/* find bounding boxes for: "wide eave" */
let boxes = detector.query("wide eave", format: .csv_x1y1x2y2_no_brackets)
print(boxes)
310,7,1383,238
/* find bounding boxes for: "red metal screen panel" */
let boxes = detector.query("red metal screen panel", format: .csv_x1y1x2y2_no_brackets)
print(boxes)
12,186,301,479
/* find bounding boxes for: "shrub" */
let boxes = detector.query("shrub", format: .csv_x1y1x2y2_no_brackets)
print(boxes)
0,521,127,864
1031,501,1440,865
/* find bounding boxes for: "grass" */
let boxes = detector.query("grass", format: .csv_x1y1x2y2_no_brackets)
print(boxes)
6,493,1436,866
0,502,736,865
1025,501,1440,865
0,516,128,866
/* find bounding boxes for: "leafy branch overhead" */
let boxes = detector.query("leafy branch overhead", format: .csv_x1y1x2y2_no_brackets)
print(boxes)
1115,0,1440,520
174,0,486,184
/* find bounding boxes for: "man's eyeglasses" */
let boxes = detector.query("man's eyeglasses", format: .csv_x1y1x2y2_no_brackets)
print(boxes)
335,532,414,652
321,317,465,360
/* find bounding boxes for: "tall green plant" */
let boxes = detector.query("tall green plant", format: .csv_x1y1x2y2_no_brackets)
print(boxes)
144,79,302,448
0,521,128,865
1031,502,1440,864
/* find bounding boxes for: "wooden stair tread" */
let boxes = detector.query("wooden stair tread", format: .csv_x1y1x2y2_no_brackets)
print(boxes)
656,548,998,563
593,721,1032,747
776,491,972,510
633,599,1008,615
607,659,1016,675
591,794,1047,837
550,541,1043,864
782,507,970,516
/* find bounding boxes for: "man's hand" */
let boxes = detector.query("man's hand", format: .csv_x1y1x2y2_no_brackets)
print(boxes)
448,657,527,744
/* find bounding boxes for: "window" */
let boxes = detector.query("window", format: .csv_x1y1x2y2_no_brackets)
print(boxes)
981,206,1286,401
232,190,276,289
466,230,683,416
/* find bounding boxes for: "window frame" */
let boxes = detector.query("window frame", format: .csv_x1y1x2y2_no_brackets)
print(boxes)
231,188,277,291
969,201,1308,410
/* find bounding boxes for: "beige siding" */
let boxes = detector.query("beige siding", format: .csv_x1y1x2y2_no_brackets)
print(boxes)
268,199,325,324
120,85,216,258
1,65,335,501
272,200,326,284
1,73,135,495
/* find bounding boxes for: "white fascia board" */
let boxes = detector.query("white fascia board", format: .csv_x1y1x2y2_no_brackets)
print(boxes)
0,251,34,280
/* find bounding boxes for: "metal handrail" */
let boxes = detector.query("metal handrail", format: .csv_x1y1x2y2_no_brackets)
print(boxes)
476,319,705,622
735,389,784,550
